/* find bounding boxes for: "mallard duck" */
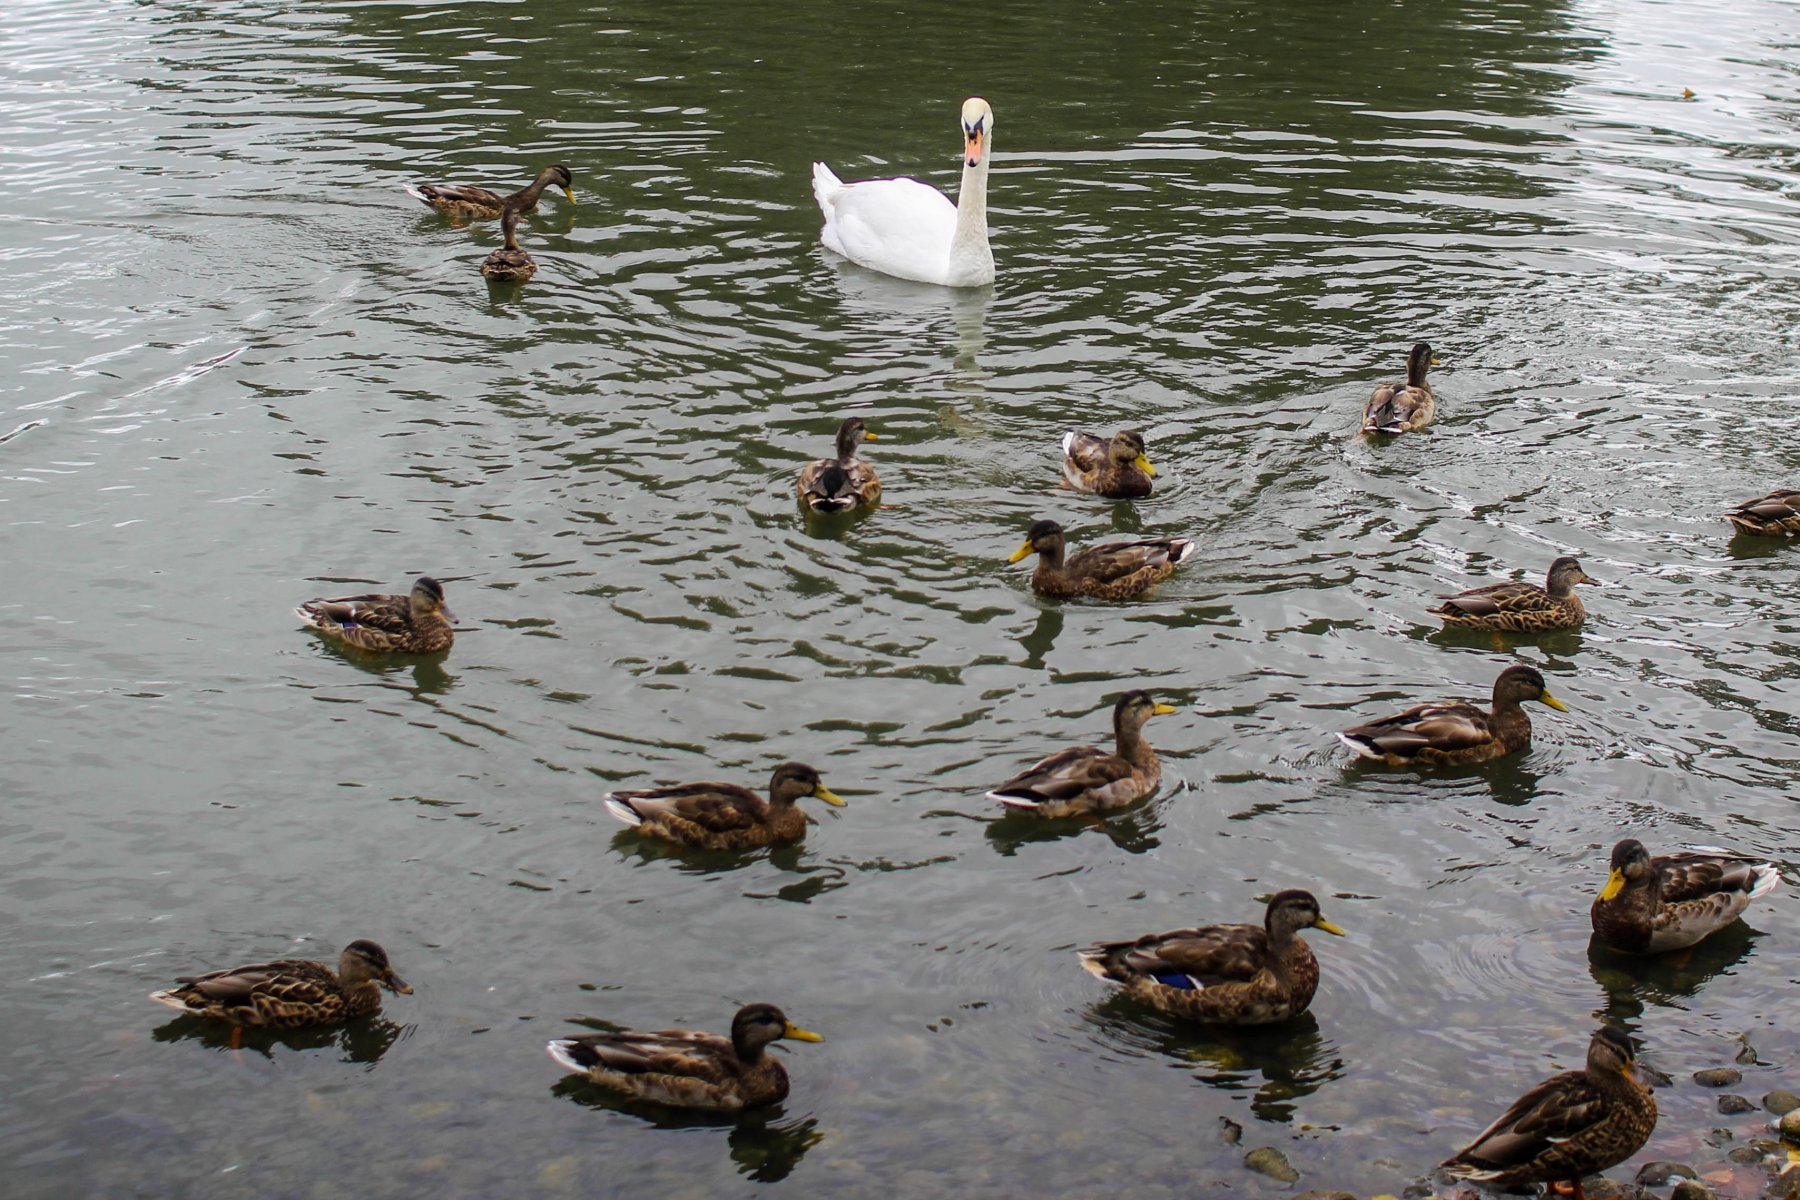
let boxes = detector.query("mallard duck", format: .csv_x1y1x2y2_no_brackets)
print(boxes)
987,690,1177,818
1591,839,1779,954
1360,341,1437,434
546,1002,823,1111
603,761,846,849
796,416,880,511
295,575,454,654
482,206,536,281
1061,429,1155,499
812,97,994,287
149,939,412,1030
1428,556,1601,632
1442,1026,1657,1200
405,164,575,221
1336,664,1568,767
1079,890,1345,1024
1726,487,1800,536
1006,519,1196,600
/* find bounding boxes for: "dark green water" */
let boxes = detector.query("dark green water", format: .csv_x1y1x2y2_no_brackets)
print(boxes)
2,0,1797,1195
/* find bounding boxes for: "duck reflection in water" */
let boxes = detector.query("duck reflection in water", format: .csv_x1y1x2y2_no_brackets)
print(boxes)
549,1080,822,1183
151,1013,406,1065
985,798,1166,856
1587,918,1763,1026
1086,1001,1343,1124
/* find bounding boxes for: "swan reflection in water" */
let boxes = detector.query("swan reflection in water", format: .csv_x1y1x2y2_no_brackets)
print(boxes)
550,1077,823,1183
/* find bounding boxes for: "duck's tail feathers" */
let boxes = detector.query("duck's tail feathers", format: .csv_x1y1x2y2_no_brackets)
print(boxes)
806,495,857,512
1748,862,1782,899
1334,731,1381,760
1076,950,1115,982
988,790,1042,811
1165,538,1199,565
147,989,192,1012
403,183,432,204
545,1039,587,1074
293,605,325,629
601,797,643,827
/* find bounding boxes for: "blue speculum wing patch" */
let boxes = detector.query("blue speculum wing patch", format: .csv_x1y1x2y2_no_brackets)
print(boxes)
1150,972,1201,990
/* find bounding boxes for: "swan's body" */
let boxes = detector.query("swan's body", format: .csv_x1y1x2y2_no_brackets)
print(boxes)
812,98,994,288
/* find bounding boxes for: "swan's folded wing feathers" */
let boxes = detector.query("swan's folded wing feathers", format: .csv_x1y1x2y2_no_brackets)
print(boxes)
823,178,958,282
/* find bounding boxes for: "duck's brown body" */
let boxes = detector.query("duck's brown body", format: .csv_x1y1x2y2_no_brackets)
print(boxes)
1336,665,1567,767
1361,342,1436,434
1060,430,1154,499
1726,488,1800,536
148,940,412,1029
1079,891,1344,1025
294,576,454,655
1008,519,1195,600
1429,556,1599,633
406,165,575,221
603,762,845,849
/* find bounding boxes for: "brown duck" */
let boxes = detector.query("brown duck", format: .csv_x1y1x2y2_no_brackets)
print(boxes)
1006,519,1196,600
1726,487,1800,536
295,576,455,655
1360,341,1437,434
1442,1026,1657,1200
1078,890,1346,1024
796,416,880,511
405,164,575,221
1591,838,1780,953
988,690,1177,818
482,206,536,281
1060,429,1156,498
1336,664,1568,766
149,939,412,1030
602,761,846,849
1429,556,1601,632
545,1002,822,1110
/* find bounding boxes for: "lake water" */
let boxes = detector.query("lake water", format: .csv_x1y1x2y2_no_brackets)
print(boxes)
3,0,1797,1195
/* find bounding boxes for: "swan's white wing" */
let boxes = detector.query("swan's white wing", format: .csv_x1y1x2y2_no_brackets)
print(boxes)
814,170,958,285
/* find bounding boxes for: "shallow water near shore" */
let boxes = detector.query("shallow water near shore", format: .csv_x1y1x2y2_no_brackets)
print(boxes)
2,0,1798,1195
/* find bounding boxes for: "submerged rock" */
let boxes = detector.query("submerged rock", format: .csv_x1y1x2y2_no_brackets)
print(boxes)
1636,1161,1699,1186
1719,1094,1759,1114
1244,1147,1299,1184
1695,1068,1744,1088
1780,1108,1800,1142
1765,1091,1800,1116
1669,1181,1717,1200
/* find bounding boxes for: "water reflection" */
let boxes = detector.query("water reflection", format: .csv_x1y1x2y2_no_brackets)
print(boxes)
550,1078,822,1182
983,798,1166,855
1015,605,1063,669
1586,922,1764,1024
1086,998,1343,1123
150,1014,407,1065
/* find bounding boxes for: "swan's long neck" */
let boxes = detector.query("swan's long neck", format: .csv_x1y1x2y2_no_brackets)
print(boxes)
946,154,993,288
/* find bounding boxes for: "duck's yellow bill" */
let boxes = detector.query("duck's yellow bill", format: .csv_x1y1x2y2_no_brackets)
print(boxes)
813,784,848,808
1539,691,1570,712
1007,540,1035,564
1314,918,1347,937
863,431,878,441
1136,454,1157,477
1151,703,1178,715
1599,868,1626,902
561,187,577,205
386,973,415,995
783,1022,825,1043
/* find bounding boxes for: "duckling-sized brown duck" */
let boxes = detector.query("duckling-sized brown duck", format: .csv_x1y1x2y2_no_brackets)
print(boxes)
1360,341,1437,434
603,762,846,849
295,575,454,655
1726,487,1800,536
1078,890,1345,1025
1060,429,1155,498
1336,664,1568,767
988,690,1177,818
482,206,536,281
545,1002,823,1111
1441,1026,1657,1200
1429,556,1601,632
1007,519,1196,600
405,164,575,221
796,416,880,511
1591,838,1779,954
149,939,412,1030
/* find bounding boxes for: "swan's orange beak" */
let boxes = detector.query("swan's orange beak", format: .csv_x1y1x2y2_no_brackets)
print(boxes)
965,128,984,169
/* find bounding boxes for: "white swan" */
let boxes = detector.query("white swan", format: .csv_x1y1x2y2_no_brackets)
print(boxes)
811,97,995,288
